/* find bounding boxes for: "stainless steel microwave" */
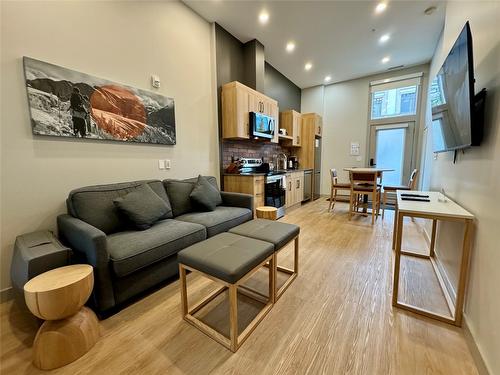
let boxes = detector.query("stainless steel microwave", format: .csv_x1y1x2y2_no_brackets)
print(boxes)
250,112,275,139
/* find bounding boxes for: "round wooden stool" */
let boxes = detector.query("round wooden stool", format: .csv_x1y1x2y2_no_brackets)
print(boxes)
24,264,99,370
256,206,278,221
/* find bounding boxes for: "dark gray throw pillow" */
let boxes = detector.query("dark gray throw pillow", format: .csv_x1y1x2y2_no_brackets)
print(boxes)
113,184,170,230
190,175,222,211
164,180,196,217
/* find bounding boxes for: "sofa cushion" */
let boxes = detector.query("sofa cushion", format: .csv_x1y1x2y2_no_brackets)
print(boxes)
67,180,172,234
190,175,222,211
174,206,252,237
164,176,220,217
114,184,171,230
107,219,206,277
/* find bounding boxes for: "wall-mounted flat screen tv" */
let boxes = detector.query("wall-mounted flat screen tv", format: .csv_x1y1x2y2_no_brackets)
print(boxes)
430,22,478,153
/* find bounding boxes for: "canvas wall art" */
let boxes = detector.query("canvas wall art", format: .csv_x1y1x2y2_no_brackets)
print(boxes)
23,57,176,145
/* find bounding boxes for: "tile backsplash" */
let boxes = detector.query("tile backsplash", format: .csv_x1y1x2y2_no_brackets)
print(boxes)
222,140,292,170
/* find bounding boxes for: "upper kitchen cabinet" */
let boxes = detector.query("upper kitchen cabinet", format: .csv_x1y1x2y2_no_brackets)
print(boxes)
279,110,302,147
302,113,323,137
221,81,279,143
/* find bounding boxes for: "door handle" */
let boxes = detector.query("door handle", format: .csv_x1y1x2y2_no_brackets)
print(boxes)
370,158,376,167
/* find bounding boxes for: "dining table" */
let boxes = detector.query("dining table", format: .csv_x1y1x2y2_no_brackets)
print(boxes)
343,167,395,212
343,167,395,184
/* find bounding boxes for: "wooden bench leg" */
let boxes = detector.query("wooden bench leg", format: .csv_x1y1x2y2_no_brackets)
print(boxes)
229,285,238,352
179,264,188,316
274,236,299,302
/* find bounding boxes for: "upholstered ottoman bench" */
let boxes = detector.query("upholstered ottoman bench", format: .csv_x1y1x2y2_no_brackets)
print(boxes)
229,219,300,302
178,233,275,352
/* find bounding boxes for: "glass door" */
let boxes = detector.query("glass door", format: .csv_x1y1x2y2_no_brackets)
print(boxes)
368,122,415,186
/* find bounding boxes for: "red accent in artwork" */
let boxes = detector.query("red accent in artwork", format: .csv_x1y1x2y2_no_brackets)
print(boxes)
90,85,146,140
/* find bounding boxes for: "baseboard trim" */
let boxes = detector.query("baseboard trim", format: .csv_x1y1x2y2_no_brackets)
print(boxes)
0,287,14,303
463,318,491,375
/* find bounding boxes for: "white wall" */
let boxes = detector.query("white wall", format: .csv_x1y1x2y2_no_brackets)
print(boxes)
302,64,429,194
425,2,500,373
0,1,218,290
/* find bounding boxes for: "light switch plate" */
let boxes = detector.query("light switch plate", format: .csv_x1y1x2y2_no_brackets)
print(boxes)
158,160,166,170
350,142,360,156
165,159,171,169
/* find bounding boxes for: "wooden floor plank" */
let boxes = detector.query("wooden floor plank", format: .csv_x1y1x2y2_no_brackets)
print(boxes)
0,199,478,375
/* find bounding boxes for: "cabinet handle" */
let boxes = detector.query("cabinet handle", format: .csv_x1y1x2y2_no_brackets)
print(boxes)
296,180,300,189
297,135,300,144
289,181,292,191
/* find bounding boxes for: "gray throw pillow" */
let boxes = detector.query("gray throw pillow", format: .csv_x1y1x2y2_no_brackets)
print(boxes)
190,175,222,211
113,184,170,230
164,180,196,217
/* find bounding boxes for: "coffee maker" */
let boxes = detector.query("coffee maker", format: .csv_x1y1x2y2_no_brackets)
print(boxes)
289,156,299,170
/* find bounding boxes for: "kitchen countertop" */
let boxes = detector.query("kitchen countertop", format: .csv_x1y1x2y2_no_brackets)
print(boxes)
223,168,313,177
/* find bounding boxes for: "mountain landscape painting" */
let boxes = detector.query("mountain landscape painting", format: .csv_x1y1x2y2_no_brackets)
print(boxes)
23,57,176,145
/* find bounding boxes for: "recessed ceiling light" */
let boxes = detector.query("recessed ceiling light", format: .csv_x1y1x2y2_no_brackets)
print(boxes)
304,62,313,71
381,56,390,64
258,10,269,24
324,75,331,82
375,2,387,13
379,34,390,43
286,41,296,52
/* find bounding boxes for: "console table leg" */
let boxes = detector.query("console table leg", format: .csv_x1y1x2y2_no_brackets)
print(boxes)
392,212,404,306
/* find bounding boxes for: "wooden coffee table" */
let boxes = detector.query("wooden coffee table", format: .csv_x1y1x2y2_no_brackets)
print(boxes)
24,264,99,370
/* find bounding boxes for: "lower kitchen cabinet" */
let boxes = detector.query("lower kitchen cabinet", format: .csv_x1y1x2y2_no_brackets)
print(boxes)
285,171,304,208
223,175,265,214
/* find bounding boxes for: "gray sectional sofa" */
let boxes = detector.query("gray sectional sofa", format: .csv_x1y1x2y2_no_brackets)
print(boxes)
57,176,253,315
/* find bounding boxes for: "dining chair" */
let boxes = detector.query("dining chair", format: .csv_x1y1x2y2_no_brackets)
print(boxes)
382,169,419,219
349,171,381,225
329,169,351,212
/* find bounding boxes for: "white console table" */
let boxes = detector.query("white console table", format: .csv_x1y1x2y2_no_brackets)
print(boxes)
392,190,474,326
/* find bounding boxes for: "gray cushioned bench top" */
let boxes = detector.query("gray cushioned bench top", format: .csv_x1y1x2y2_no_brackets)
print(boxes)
228,219,300,251
177,233,274,284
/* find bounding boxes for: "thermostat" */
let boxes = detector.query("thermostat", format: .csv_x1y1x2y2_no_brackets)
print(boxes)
151,75,161,88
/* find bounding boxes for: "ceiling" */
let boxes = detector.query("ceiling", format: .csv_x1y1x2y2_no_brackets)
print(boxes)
184,0,445,88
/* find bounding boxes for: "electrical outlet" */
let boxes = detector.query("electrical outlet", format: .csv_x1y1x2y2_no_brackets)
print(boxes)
158,160,166,170
165,159,171,169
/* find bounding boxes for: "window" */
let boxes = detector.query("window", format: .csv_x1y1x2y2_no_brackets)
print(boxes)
429,76,446,107
370,85,418,120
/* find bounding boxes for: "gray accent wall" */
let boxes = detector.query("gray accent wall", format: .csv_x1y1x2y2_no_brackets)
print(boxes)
215,23,245,89
264,62,301,112
243,40,265,92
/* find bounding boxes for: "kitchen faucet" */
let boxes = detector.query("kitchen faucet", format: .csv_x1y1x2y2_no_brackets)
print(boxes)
275,153,287,171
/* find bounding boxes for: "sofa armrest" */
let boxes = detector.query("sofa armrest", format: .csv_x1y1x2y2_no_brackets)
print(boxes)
57,214,109,266
57,214,115,312
220,191,254,211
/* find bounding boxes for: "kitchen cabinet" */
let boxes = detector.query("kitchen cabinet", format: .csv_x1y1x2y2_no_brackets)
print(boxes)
285,171,304,208
221,81,279,143
302,113,322,138
279,110,302,147
296,113,322,201
223,174,265,214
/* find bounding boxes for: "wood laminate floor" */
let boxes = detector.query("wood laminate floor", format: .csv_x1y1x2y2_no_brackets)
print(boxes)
0,199,478,375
